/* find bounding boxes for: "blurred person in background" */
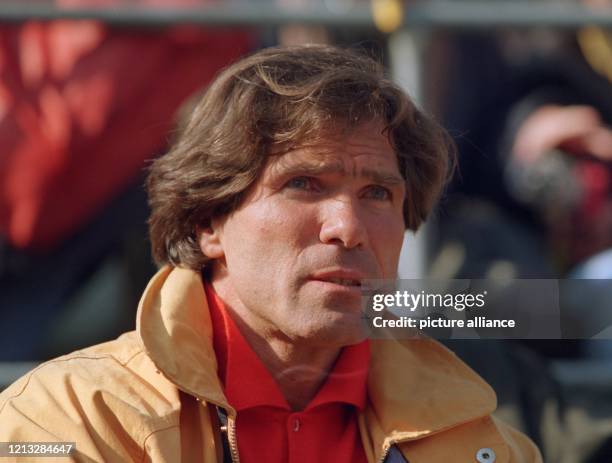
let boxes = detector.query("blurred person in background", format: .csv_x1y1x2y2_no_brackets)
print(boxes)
431,22,612,282
0,0,253,360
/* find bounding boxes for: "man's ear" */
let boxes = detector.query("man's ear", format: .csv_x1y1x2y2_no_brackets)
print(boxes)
196,222,225,259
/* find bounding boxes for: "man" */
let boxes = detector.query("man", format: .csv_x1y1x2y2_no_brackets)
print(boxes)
0,45,542,462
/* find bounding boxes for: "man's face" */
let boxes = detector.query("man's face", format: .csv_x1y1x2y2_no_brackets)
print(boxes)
203,123,406,348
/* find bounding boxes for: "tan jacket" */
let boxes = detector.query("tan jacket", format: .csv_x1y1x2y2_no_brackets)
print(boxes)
0,266,542,462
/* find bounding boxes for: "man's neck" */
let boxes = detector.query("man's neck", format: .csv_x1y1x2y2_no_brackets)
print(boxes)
208,271,341,411
230,318,341,411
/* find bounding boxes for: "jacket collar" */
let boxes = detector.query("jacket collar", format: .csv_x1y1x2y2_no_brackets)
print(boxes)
364,337,496,460
136,266,230,412
137,266,496,444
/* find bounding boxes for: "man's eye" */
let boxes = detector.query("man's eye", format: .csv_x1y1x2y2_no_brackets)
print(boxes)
285,176,313,190
364,185,392,201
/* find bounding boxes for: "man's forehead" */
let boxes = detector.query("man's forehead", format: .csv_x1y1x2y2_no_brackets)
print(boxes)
269,126,401,171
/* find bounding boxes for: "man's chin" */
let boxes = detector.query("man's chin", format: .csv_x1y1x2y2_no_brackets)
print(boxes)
313,290,364,313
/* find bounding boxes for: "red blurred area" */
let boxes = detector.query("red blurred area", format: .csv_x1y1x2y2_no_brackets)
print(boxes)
0,14,252,250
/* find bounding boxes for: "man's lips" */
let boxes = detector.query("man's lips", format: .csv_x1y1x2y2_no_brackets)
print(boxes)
308,269,368,287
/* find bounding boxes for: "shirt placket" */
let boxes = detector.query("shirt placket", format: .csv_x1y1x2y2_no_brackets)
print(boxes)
286,411,308,463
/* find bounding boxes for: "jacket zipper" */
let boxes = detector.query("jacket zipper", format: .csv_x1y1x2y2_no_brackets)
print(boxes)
377,443,391,463
226,415,241,463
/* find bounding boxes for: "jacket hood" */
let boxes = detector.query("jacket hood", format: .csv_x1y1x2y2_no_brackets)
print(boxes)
137,266,497,449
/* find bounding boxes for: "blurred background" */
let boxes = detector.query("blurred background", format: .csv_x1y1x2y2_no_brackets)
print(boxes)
0,0,611,461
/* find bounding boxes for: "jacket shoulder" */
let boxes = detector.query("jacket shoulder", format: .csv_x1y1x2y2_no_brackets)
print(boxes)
0,332,182,461
397,415,542,463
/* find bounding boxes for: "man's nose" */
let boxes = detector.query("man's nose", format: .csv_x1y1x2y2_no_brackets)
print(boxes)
318,197,368,249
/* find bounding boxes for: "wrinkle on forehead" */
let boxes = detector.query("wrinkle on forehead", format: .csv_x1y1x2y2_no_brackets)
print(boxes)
269,157,404,187
266,127,403,185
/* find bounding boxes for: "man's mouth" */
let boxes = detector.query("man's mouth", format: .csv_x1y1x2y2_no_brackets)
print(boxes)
324,278,362,287
309,269,367,289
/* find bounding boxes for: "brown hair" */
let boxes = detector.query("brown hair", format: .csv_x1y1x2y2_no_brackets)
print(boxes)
147,44,455,270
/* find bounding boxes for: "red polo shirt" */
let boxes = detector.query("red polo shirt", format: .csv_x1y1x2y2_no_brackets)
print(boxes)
205,281,370,463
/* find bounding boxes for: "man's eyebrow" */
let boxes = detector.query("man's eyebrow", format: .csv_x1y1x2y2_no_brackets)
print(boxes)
273,162,405,187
